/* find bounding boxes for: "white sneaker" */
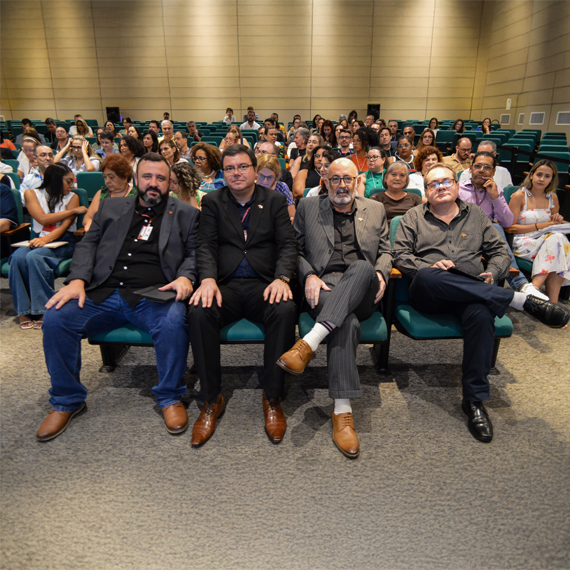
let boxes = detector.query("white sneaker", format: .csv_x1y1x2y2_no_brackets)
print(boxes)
520,283,550,302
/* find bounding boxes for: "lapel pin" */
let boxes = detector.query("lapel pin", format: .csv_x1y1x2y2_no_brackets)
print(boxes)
461,233,467,237
358,217,363,221
258,204,263,209
168,211,173,214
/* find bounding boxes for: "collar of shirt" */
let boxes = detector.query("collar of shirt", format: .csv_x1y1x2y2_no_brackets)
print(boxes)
229,189,256,208
135,197,167,218
424,198,468,220
329,198,357,216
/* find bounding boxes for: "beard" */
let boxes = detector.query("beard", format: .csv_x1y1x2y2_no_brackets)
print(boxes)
138,186,163,207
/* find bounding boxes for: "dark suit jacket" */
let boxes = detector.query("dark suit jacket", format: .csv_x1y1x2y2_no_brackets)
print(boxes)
196,184,298,285
66,195,200,290
294,194,393,285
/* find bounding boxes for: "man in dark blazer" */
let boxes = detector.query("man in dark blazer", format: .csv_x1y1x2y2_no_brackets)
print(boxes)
277,158,392,459
188,144,298,447
36,153,200,442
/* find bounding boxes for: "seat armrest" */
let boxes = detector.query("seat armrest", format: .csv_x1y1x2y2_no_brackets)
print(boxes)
2,223,30,236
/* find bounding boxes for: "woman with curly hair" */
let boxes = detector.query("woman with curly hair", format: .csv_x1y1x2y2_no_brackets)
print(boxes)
170,161,204,209
407,145,443,197
190,142,225,192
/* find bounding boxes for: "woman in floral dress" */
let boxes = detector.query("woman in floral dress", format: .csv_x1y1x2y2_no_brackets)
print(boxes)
508,160,570,303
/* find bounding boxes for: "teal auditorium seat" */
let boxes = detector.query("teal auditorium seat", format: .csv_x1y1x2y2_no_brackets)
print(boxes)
76,172,105,200
1,187,30,276
88,318,266,372
389,216,513,368
5,172,20,189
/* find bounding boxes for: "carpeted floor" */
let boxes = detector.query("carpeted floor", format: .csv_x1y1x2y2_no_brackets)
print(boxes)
1,278,569,570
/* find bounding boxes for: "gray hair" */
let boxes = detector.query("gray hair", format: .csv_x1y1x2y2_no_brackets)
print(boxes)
161,120,173,128
257,140,279,155
295,127,310,143
383,160,410,189
478,140,497,153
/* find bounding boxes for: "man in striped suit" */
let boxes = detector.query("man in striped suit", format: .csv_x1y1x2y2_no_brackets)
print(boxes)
277,158,392,458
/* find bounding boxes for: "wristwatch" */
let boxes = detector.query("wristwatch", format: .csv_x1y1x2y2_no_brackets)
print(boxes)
277,275,290,284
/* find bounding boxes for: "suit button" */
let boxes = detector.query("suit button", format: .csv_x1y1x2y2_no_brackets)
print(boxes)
244,250,247,254
328,249,332,254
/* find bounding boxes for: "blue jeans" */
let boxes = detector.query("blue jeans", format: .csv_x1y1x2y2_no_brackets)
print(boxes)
8,234,75,316
42,289,189,412
493,223,528,291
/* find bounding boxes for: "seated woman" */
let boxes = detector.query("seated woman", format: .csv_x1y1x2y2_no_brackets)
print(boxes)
320,119,335,146
333,123,344,149
51,126,69,154
350,127,378,172
223,126,251,149
83,154,136,232
159,139,185,167
119,135,145,171
428,117,439,134
55,135,100,174
478,117,492,134
292,145,326,200
9,164,86,329
142,130,159,153
170,161,204,209
408,145,443,198
127,125,142,140
219,130,238,151
256,154,295,222
75,119,93,138
392,136,415,170
190,142,225,192
358,146,387,198
414,128,436,156
371,161,421,224
306,148,341,197
104,120,122,139
451,118,465,133
508,160,570,303
223,107,237,125
290,133,323,179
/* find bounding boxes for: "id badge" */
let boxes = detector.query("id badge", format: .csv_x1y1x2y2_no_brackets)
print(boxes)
138,225,153,240
244,229,247,241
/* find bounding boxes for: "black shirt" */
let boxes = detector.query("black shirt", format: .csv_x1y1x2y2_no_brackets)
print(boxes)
324,202,365,274
88,200,168,307
228,191,261,279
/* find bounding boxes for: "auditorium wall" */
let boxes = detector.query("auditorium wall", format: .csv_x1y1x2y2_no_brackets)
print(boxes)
1,0,568,134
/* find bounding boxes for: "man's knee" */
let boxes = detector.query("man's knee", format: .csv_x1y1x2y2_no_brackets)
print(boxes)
188,302,218,328
43,302,79,334
266,298,297,322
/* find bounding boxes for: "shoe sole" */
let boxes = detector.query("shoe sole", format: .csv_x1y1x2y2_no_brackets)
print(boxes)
265,427,286,444
165,421,189,435
276,358,307,375
333,437,359,459
191,405,225,447
36,402,87,442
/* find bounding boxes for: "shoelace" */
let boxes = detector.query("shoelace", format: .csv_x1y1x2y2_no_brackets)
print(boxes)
338,414,354,429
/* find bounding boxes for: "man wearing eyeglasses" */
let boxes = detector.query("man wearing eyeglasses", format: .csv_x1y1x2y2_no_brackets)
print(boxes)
277,158,392,459
393,163,568,444
188,144,298,448
337,129,354,158
459,152,549,301
19,145,55,204
443,137,473,174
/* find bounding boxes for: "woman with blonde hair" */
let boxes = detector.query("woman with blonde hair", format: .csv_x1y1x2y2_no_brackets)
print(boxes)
256,153,295,222
170,161,204,209
54,135,100,174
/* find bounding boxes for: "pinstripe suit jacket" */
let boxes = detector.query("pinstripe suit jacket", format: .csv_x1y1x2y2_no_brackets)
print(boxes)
294,194,392,285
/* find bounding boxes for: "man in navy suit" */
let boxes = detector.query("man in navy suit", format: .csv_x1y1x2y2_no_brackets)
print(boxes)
188,145,298,447
36,153,200,442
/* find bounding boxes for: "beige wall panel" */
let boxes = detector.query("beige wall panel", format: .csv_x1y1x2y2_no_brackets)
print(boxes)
168,56,239,67
9,99,58,111
485,65,526,85
164,25,238,37
554,69,570,88
427,87,473,99
51,68,101,80
239,56,310,68
7,88,54,100
239,35,310,46
428,68,476,79
362,96,426,108
7,79,54,90
523,73,556,92
484,80,525,98
374,24,433,38
426,98,473,110
241,87,310,99
488,35,530,57
49,59,99,70
97,57,168,69
429,56,477,68
525,54,566,77
46,38,97,49
487,50,529,73
55,101,102,113
3,68,52,80
166,36,238,48
54,79,101,90
168,67,237,78
311,87,369,99
100,98,171,109
527,37,570,62
52,88,101,100
312,66,371,79
370,66,428,79
230,98,310,110
166,77,238,89
312,55,372,67
2,59,51,71
96,47,166,59
369,87,426,100
429,77,474,90
552,87,570,104
240,77,308,88
239,45,305,57
100,88,169,99
530,18,570,44
170,87,241,99
482,95,518,109
370,77,428,89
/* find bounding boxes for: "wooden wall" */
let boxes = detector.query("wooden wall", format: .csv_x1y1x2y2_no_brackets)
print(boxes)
1,0,568,134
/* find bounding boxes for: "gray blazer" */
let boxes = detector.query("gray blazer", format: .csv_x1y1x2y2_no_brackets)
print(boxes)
66,195,200,290
294,194,393,285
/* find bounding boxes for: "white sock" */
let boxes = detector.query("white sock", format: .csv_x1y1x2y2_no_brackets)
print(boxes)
334,399,352,415
510,291,529,311
303,322,335,352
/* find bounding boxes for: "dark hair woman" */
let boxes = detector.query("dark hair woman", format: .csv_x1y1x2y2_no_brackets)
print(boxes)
142,130,159,153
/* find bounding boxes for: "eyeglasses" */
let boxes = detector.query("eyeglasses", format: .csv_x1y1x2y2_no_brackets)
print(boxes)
257,173,276,184
223,164,253,173
340,135,351,140
71,146,83,150
472,164,493,172
367,155,381,161
328,175,356,187
458,147,472,153
398,143,411,148
193,156,207,162
426,178,455,191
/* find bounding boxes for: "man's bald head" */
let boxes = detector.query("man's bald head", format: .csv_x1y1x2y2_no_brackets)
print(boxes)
327,158,359,212
329,157,358,177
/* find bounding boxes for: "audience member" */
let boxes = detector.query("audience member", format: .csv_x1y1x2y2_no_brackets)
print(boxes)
378,127,396,158
170,160,203,209
44,118,57,145
290,133,323,178
148,120,161,135
255,140,293,191
478,118,492,134
359,146,388,198
36,153,200,442
408,145,443,196
288,127,310,168
336,129,353,158
119,135,144,170
0,183,18,258
10,164,83,330
51,126,69,154
459,141,512,187
443,137,472,174
161,120,174,143
452,119,465,133
173,131,192,159
351,127,378,172
256,153,296,221
189,142,224,191
94,130,116,161
104,120,121,139
415,129,436,154
428,117,439,133
159,139,185,167
223,107,237,125
388,120,401,142
142,130,159,153
55,136,100,174
127,125,142,140
17,137,39,178
320,119,335,146
20,144,55,203
293,145,325,199
402,126,416,144
119,117,132,136
187,144,298,447
68,114,84,135
393,136,415,170
240,109,261,131
83,154,136,232
277,157,392,459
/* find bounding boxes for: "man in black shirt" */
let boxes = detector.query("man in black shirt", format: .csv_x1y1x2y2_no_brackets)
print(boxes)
36,153,200,442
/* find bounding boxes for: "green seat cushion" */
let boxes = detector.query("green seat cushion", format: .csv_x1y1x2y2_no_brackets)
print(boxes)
220,318,265,342
516,257,533,274
54,258,72,277
1,259,9,277
89,324,154,344
395,305,513,338
298,311,387,342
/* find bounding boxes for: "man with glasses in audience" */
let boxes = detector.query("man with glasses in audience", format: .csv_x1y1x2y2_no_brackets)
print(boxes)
160,120,174,143
459,141,512,188
337,129,354,158
388,120,401,143
187,144,298,448
459,151,547,300
186,121,202,142
393,163,568,444
443,137,472,174
256,140,292,191
365,115,375,128
277,158,392,459
19,145,54,204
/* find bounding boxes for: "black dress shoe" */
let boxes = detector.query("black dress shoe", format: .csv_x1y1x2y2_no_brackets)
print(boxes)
523,295,570,328
462,400,493,443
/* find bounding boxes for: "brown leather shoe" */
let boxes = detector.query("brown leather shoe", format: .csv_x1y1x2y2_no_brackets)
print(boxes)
262,392,286,444
36,402,86,442
332,412,359,458
163,402,189,434
191,396,225,447
277,339,314,375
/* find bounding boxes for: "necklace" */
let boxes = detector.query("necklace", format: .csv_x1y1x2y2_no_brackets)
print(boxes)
203,170,214,180
369,171,382,189
353,154,367,171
